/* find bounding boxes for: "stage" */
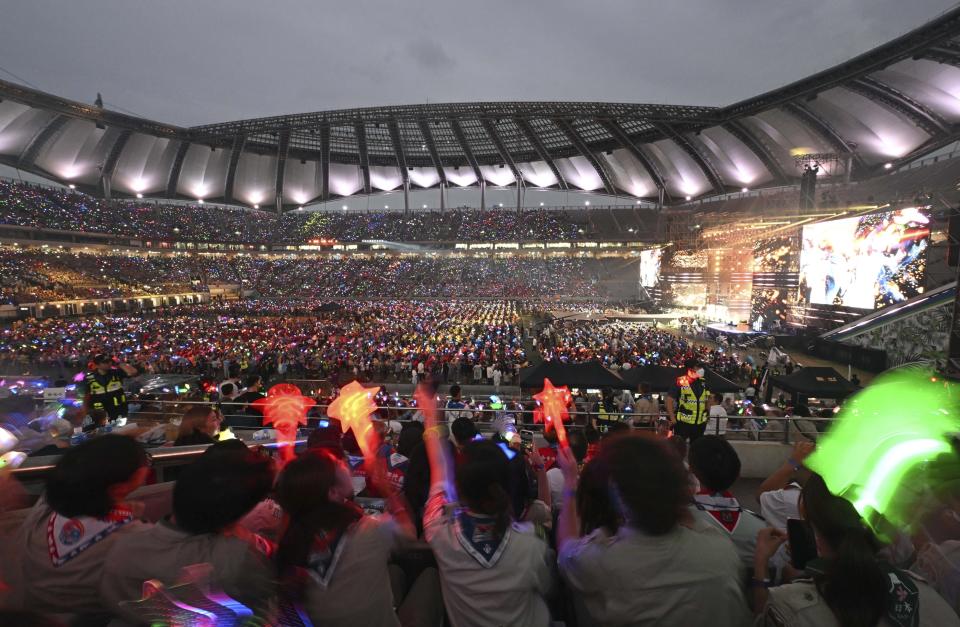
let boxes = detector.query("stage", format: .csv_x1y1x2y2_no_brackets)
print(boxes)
704,322,767,343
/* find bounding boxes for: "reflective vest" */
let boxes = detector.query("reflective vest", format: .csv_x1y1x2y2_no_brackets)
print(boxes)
676,383,710,425
84,371,126,412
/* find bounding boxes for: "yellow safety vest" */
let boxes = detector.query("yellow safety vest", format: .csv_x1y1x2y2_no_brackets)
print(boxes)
85,372,126,410
676,384,710,425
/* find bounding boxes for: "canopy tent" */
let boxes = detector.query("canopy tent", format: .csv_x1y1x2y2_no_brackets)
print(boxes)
766,367,858,405
619,365,742,394
519,360,626,390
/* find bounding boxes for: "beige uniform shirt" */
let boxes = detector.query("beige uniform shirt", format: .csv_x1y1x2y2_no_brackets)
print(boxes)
559,519,752,626
761,577,960,627
424,485,554,627
99,520,274,622
1,498,148,614
301,514,404,627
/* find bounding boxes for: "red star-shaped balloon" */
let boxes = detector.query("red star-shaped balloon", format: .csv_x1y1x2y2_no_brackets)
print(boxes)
252,383,315,461
327,380,380,459
533,378,572,448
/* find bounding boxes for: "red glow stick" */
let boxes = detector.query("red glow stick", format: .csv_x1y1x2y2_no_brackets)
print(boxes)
252,383,315,462
534,378,572,448
328,380,380,460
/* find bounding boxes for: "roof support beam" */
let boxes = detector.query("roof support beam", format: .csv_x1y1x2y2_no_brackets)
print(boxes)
417,119,447,186
554,119,617,196
921,45,960,68
782,102,866,173
479,119,522,185
18,114,69,169
721,120,791,184
651,122,725,194
449,119,483,184
165,141,190,198
596,118,666,195
275,129,290,212
99,129,132,199
388,120,408,186
319,124,330,201
355,122,372,195
514,118,568,190
846,77,950,136
223,133,246,204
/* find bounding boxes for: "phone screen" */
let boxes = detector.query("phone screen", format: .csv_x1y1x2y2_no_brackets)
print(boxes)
787,518,818,570
520,429,534,451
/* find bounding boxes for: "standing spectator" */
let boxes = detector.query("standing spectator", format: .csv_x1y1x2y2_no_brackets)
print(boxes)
557,434,751,626
419,386,554,627
492,366,502,392
79,353,138,421
473,362,483,384
706,393,728,436
631,383,659,430
2,436,149,615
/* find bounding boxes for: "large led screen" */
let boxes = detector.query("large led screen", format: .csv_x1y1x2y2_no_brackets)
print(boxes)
639,248,662,288
798,207,929,310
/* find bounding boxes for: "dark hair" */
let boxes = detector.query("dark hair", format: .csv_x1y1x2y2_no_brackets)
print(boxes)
177,405,215,441
306,422,344,455
667,434,688,460
397,421,425,458
711,392,724,404
244,375,262,389
577,457,618,535
451,416,478,446
449,384,462,399
173,441,274,534
275,449,362,579
688,435,741,492
563,429,587,463
802,474,885,627
603,434,688,535
455,440,512,538
46,435,147,518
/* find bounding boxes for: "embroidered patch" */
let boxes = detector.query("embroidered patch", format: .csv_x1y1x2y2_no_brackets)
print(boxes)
47,506,135,567
454,510,510,568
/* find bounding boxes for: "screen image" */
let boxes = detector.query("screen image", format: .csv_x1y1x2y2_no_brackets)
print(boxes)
798,207,929,310
639,249,662,288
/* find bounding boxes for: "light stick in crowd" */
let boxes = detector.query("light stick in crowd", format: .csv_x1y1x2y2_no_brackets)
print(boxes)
805,371,959,540
534,378,572,448
328,380,381,460
252,383,315,463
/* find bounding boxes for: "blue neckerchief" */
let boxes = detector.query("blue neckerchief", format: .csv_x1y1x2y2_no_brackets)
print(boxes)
454,509,510,568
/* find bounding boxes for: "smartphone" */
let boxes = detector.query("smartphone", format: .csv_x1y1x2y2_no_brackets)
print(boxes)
787,518,818,570
520,429,535,452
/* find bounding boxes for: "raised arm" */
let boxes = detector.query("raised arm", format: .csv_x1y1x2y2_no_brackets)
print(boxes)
415,384,454,498
556,445,581,553
756,440,814,499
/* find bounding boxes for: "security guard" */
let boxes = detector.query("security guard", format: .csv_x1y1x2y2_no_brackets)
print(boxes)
666,358,711,443
79,354,138,421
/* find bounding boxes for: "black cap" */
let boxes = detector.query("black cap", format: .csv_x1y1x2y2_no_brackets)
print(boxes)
92,353,111,364
683,357,700,370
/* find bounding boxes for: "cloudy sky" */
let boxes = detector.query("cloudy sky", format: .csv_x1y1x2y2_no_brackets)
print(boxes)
0,0,956,127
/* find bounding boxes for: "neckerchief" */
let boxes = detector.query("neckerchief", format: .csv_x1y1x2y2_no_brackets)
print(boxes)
47,505,135,567
805,560,920,627
306,523,353,589
454,509,510,568
692,490,742,533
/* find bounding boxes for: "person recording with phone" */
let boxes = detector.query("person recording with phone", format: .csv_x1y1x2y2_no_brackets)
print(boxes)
752,474,959,626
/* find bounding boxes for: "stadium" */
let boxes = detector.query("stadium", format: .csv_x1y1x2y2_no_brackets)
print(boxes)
1,3,960,626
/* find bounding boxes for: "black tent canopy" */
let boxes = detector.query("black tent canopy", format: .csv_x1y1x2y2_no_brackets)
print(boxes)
619,365,742,394
519,360,627,390
767,367,857,404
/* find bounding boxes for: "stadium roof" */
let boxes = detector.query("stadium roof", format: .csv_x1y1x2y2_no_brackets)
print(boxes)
1,8,960,210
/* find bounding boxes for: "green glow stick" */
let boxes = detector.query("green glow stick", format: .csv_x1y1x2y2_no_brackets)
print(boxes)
805,371,959,533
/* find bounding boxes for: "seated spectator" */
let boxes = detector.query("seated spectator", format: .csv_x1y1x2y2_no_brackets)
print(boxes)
100,441,275,622
753,474,960,626
275,448,440,626
688,435,765,568
757,440,815,530
706,392,728,436
420,385,554,627
556,434,751,626
173,405,222,446
1,435,149,615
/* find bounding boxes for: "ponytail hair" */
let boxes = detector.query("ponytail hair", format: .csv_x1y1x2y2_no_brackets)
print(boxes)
802,474,886,627
275,449,362,593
